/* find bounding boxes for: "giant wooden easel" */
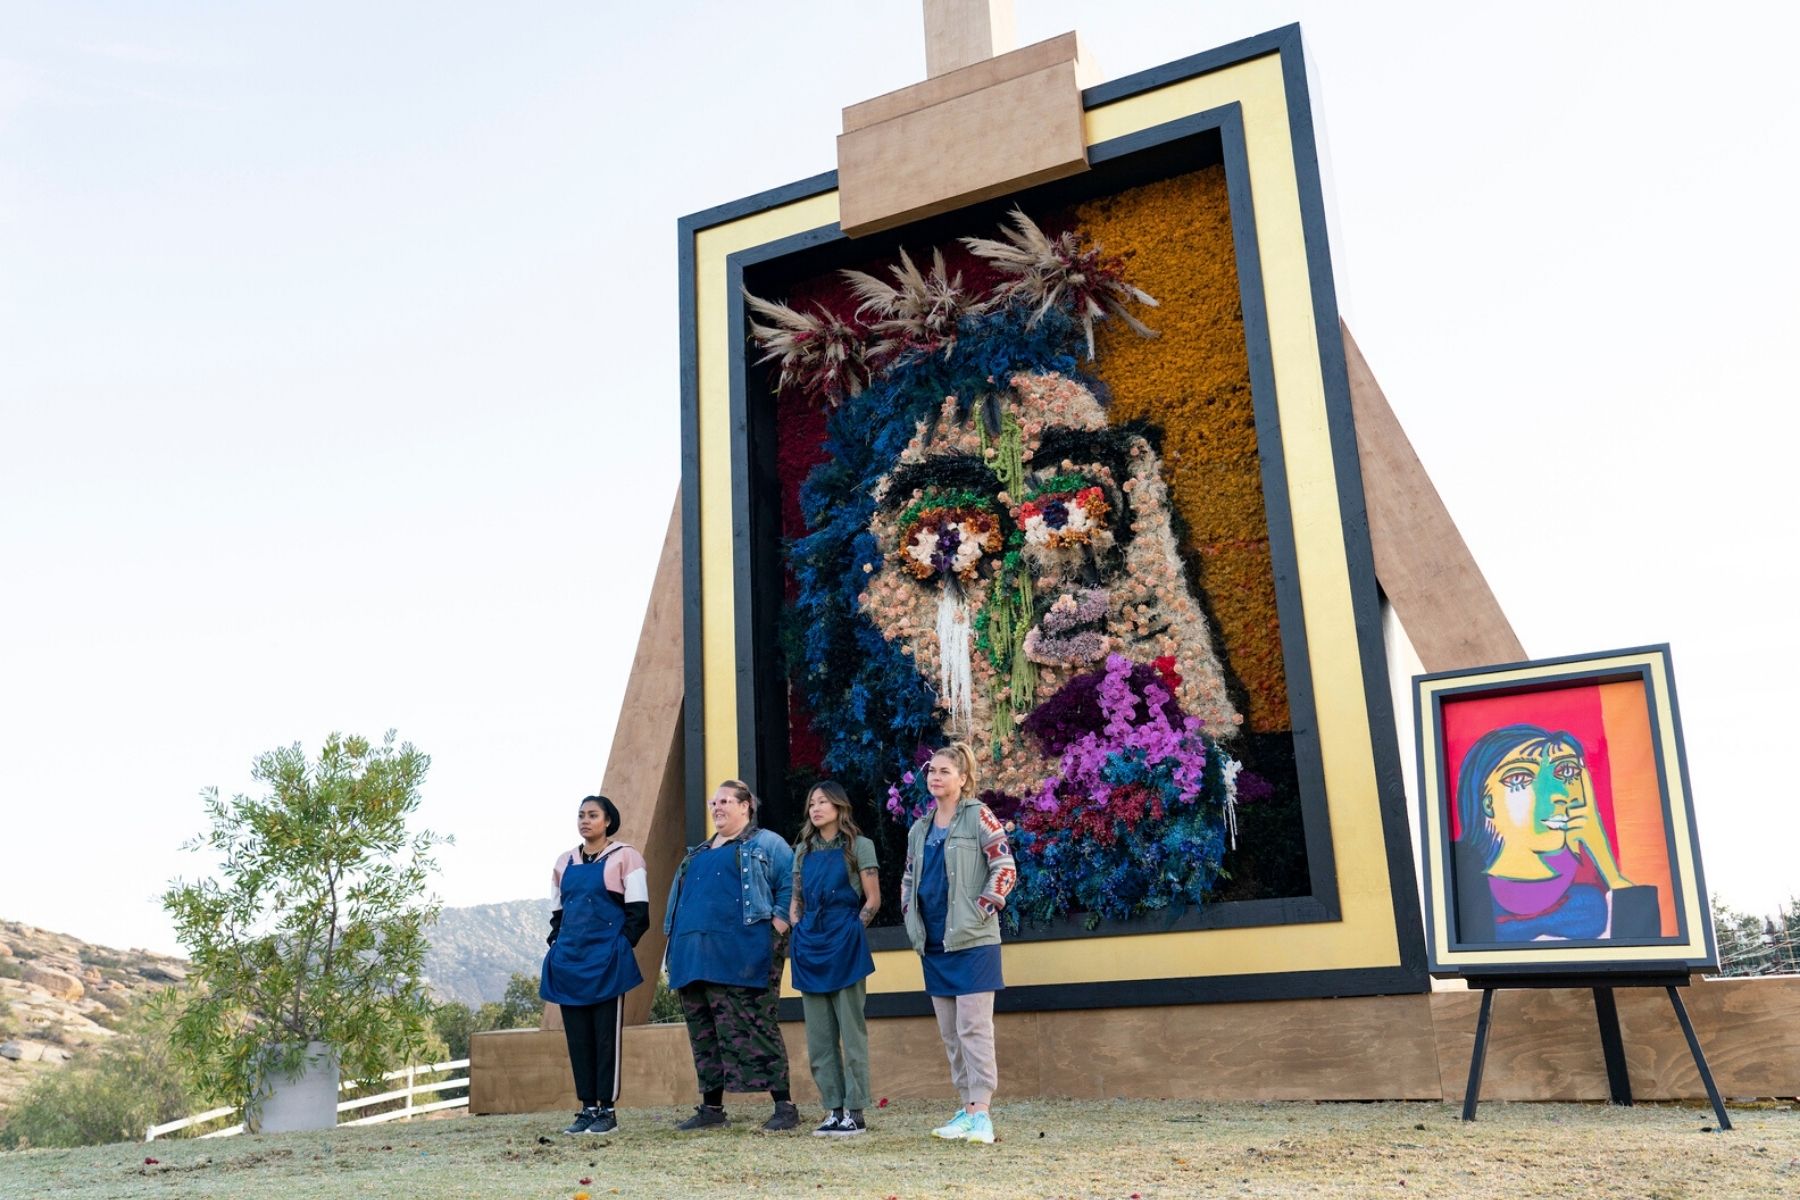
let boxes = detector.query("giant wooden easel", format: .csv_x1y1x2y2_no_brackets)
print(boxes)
584,12,1724,1134
582,2,1525,1031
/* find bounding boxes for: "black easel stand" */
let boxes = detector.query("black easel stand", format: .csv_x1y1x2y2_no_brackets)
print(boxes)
1460,974,1731,1131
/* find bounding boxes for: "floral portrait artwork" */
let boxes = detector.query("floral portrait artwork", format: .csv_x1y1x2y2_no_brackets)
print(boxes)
757,167,1309,933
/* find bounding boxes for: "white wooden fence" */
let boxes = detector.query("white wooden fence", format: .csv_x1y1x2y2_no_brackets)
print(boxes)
144,1058,470,1141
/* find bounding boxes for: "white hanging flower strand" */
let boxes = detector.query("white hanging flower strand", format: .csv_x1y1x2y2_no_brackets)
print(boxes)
1222,756,1242,850
935,584,975,739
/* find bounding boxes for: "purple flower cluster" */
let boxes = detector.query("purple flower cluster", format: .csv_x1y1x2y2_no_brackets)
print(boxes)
1028,654,1207,814
1039,588,1109,635
1000,654,1242,928
1019,655,1184,756
929,524,962,576
883,746,939,822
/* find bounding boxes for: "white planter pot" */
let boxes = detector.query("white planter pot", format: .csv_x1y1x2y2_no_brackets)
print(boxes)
253,1041,340,1133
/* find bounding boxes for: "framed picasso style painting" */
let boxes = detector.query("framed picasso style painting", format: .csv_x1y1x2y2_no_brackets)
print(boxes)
1414,645,1717,978
680,27,1428,1014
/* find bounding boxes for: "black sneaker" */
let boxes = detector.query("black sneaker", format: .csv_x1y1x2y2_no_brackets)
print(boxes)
675,1104,728,1131
828,1110,867,1137
584,1107,618,1135
760,1100,800,1132
562,1107,600,1135
811,1112,845,1137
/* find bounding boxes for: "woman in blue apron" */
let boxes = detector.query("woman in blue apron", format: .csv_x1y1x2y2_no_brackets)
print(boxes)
541,794,649,1136
787,780,879,1136
663,779,799,1132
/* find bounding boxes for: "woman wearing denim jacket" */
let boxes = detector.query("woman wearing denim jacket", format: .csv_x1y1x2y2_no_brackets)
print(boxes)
901,742,1017,1145
662,779,799,1132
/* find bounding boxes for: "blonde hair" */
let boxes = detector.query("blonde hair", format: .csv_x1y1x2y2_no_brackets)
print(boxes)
930,742,979,804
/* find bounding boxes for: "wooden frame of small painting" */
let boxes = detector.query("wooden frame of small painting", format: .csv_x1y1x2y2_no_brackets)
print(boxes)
1414,645,1717,978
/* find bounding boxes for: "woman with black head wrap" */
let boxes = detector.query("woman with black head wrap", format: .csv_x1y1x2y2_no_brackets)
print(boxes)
540,793,649,1135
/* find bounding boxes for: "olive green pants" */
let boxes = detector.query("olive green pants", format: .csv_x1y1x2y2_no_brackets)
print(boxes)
800,979,869,1111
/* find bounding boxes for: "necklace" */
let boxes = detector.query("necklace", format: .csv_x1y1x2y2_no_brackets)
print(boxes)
579,842,610,864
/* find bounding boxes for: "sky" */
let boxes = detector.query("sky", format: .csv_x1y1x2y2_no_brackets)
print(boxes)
2,2,1796,957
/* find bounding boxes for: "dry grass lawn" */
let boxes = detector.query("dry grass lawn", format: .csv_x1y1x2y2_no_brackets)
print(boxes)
2,1099,1796,1199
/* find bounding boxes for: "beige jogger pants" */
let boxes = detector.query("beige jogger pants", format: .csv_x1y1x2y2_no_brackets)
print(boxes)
930,991,997,1106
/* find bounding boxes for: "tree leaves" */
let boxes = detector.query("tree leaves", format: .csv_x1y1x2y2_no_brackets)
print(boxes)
162,731,448,1117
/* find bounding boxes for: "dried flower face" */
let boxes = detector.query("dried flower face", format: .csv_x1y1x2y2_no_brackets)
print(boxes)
865,371,1241,793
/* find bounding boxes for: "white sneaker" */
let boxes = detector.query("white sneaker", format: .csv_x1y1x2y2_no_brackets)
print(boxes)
930,1109,974,1139
964,1111,995,1144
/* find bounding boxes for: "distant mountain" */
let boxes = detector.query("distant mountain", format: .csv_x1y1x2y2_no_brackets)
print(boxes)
420,899,551,1008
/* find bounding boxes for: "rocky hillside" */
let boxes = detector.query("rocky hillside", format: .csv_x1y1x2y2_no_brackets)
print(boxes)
420,898,550,1008
0,900,546,1113
0,920,188,1114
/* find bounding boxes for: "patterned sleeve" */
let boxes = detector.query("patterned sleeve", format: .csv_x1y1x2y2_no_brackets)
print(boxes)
900,827,915,919
975,805,1017,913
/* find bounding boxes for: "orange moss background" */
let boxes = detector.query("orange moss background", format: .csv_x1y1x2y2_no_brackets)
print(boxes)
1075,166,1290,732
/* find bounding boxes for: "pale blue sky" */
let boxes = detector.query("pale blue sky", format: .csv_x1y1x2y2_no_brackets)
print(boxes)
2,2,1795,955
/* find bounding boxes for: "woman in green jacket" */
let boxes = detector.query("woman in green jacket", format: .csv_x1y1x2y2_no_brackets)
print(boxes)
900,742,1017,1145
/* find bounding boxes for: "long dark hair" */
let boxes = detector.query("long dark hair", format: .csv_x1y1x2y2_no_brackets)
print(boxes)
794,779,864,884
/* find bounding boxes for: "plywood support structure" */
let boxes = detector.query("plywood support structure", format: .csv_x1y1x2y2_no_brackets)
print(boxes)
836,33,1089,237
475,975,1800,1112
541,493,688,1031
923,0,1015,78
1342,322,1527,672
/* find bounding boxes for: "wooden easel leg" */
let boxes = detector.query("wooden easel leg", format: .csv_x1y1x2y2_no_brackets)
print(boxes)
1666,985,1733,1131
1592,987,1633,1106
1461,988,1496,1122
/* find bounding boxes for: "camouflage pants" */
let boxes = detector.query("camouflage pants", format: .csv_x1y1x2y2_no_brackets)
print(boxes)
678,948,790,1095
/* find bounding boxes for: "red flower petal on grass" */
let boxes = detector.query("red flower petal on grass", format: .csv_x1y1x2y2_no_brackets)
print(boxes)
877,1097,889,1108
143,1157,159,1165
579,1179,592,1186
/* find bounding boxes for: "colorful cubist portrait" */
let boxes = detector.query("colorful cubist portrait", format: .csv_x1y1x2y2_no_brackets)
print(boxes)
1415,647,1716,975
746,163,1315,935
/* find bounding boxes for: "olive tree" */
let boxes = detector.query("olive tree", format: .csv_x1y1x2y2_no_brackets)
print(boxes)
162,731,447,1114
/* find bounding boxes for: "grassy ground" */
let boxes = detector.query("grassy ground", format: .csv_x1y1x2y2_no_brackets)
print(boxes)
1,1099,1796,1199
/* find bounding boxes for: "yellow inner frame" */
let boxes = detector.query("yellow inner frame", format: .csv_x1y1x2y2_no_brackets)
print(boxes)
692,51,1406,994
1417,651,1709,968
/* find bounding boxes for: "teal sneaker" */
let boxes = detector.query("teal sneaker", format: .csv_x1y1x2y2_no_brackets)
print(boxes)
930,1109,974,1139
964,1111,995,1145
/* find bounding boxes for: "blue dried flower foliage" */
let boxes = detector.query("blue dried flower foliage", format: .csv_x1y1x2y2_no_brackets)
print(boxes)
787,306,1084,808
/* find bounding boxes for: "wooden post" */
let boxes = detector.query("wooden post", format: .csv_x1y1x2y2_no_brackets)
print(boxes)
838,5,1085,236
924,0,1015,77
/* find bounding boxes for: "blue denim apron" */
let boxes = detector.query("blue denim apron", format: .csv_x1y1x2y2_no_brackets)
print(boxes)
666,841,774,990
540,854,644,1005
789,846,875,995
920,822,1004,997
